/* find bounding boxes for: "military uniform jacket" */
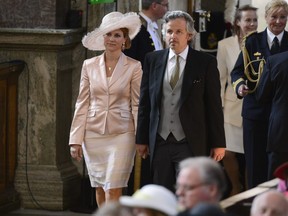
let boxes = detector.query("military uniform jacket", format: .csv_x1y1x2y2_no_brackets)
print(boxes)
231,29,288,121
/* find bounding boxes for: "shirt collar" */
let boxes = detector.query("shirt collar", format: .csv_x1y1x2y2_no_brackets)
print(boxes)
168,46,189,61
267,28,284,43
139,12,158,29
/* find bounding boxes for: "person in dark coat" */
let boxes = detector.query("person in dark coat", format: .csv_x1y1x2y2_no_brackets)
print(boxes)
231,0,288,188
136,10,225,192
256,51,288,179
124,0,168,66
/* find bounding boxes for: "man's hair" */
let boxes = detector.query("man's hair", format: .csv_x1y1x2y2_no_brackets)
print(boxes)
233,5,258,37
142,0,162,10
265,0,288,17
179,157,227,200
163,10,197,43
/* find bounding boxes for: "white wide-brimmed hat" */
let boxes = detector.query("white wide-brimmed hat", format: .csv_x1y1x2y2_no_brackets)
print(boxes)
82,11,141,51
119,184,178,215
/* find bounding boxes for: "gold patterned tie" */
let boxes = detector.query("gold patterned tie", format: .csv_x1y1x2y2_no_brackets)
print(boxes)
170,55,180,89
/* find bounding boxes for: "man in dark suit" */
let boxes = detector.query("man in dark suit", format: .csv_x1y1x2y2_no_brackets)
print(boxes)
135,10,226,192
124,0,168,66
256,51,288,179
231,0,288,188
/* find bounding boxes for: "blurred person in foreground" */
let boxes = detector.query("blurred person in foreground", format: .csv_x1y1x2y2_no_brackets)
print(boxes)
135,10,225,192
217,4,258,195
250,190,288,216
178,202,232,216
176,157,227,214
120,184,179,216
69,12,142,206
94,201,133,216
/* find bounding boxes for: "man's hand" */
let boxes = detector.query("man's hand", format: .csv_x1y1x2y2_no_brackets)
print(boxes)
238,84,249,97
70,144,83,162
136,144,149,159
210,148,226,162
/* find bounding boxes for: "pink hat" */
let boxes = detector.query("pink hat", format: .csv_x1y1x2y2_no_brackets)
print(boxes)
274,162,288,180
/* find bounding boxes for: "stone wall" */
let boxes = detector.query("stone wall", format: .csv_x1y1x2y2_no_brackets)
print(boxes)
0,0,70,28
0,28,84,210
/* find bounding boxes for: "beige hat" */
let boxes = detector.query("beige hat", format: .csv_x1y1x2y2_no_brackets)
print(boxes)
82,11,141,51
119,184,178,215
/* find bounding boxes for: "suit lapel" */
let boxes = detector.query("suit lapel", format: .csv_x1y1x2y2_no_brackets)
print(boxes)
156,50,169,106
280,31,288,52
180,47,196,106
109,53,125,87
261,29,271,58
98,53,109,90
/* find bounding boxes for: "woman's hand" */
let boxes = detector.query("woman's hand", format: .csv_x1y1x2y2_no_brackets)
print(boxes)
70,144,83,162
136,144,149,159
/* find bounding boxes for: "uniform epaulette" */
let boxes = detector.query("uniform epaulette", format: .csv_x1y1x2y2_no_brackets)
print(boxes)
241,31,257,50
243,30,257,41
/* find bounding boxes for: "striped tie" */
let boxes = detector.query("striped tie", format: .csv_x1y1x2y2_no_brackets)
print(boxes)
170,55,180,89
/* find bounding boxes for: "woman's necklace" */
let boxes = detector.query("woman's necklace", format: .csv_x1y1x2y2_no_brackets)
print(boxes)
105,52,120,77
106,65,114,77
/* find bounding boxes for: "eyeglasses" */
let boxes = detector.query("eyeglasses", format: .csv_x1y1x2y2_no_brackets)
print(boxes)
174,183,208,191
156,2,169,8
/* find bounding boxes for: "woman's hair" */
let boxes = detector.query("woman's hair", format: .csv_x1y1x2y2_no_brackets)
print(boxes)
265,0,288,17
120,28,132,49
233,4,258,37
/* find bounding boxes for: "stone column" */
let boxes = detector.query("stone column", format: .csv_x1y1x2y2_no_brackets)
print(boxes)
0,28,85,210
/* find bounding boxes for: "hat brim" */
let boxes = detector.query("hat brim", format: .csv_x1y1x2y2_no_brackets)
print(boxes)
82,13,141,51
119,196,177,215
274,162,288,180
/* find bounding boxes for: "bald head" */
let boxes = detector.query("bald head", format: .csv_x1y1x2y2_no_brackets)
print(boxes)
250,190,288,216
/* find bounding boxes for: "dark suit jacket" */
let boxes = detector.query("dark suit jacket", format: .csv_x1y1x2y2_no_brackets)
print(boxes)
124,15,156,66
256,51,288,153
136,46,226,159
231,29,288,121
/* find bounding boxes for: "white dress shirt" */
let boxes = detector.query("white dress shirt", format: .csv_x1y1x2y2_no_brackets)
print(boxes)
167,46,188,80
267,28,284,49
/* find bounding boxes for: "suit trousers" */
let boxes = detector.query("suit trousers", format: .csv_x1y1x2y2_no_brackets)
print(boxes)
152,133,193,192
243,118,268,188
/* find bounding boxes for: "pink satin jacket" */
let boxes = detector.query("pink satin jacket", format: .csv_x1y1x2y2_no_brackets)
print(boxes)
69,53,142,145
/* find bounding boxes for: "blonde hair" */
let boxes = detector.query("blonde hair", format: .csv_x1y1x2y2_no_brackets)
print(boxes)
265,0,288,17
